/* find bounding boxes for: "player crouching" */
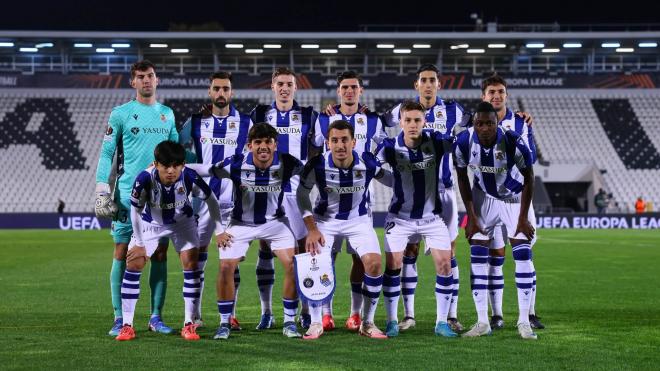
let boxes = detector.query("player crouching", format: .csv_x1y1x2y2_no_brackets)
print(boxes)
297,120,389,339
116,141,223,341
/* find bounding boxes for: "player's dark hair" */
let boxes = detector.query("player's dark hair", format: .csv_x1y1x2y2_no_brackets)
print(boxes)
272,67,296,81
130,60,156,80
475,101,498,115
328,120,354,139
415,63,440,79
248,123,278,142
154,141,186,166
481,74,507,93
209,71,233,83
399,100,426,115
337,70,363,87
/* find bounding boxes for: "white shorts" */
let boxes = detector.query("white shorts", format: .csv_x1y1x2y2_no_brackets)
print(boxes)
439,187,459,242
196,199,233,246
472,187,535,242
222,218,296,259
383,214,451,253
129,218,198,256
317,215,381,258
490,207,538,249
283,194,307,241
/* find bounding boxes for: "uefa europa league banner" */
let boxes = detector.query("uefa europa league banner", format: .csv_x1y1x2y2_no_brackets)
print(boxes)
293,250,336,305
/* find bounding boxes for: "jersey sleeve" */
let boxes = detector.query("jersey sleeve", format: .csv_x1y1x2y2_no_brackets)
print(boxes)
95,108,123,184
513,136,533,170
130,171,151,208
299,158,318,190
210,156,234,179
383,104,401,128
312,115,326,149
373,116,388,145
178,117,193,146
453,131,470,168
190,168,213,199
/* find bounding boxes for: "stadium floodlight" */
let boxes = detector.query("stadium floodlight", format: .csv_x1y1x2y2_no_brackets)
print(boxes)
393,48,412,54
35,43,53,48
320,49,338,54
245,48,263,54
639,42,657,48
602,42,620,48
450,44,470,50
467,48,485,54
171,48,189,53
376,44,395,48
413,44,431,49
20,47,38,52
111,43,130,48
263,44,282,48
616,47,634,53
149,43,168,48
563,43,582,48
338,44,357,49
542,48,560,53
225,44,244,48
96,48,115,53
488,44,506,48
0,42,15,47
74,43,93,48
301,44,319,49
526,43,545,48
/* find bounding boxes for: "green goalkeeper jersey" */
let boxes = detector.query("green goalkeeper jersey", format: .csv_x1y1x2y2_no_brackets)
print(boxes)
95,99,178,200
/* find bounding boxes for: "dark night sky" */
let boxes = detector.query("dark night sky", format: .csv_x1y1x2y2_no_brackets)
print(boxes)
2,0,657,32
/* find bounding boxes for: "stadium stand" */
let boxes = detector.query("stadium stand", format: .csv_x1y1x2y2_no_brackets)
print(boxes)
0,88,657,213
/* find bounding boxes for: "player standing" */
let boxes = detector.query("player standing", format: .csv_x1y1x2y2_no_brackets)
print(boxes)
115,141,222,341
250,67,317,329
179,71,252,330
478,75,544,330
383,64,467,332
454,102,538,340
377,101,457,338
311,71,387,331
95,60,177,336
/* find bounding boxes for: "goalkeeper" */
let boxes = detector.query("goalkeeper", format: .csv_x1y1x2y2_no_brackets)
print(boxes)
94,60,179,336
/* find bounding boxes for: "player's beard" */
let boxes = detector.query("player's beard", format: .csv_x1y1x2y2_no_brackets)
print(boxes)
213,98,229,109
139,89,154,98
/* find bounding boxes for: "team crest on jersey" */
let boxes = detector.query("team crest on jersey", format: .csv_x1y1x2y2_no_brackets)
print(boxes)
177,187,185,194
495,151,504,160
229,121,236,130
160,114,166,122
131,127,140,135
291,114,299,121
105,126,113,135
357,117,365,125
271,171,279,179
355,170,363,178
436,110,443,118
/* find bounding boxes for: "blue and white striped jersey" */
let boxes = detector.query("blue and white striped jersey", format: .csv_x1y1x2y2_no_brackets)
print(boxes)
251,101,317,193
130,166,212,225
384,97,468,189
313,105,387,155
497,108,537,164
376,131,453,219
453,127,533,201
179,106,252,205
211,152,304,225
300,151,382,220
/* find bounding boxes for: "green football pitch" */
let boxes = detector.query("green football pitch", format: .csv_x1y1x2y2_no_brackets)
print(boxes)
1,229,659,370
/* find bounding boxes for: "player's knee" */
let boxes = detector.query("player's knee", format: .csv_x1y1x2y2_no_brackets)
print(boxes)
489,248,505,257
126,249,147,271
404,243,419,256
219,260,237,276
362,254,381,276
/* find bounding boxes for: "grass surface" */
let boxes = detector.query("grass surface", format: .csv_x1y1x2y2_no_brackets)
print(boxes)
1,229,659,370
